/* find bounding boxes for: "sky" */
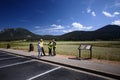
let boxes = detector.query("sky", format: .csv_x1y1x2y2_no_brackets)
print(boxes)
0,0,120,35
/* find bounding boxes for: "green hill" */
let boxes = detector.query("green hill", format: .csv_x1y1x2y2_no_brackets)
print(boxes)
0,28,41,41
0,25,120,41
59,25,120,41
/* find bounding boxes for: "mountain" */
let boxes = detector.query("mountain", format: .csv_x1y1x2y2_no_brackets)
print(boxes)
92,25,120,40
0,28,42,41
59,25,120,41
0,25,120,41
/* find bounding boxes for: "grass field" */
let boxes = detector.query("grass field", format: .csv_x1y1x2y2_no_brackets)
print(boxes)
0,41,120,61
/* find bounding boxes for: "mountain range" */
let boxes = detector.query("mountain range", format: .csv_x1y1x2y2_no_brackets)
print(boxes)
0,25,120,41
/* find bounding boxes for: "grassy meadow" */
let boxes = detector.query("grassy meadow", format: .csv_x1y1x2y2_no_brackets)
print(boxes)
0,41,120,61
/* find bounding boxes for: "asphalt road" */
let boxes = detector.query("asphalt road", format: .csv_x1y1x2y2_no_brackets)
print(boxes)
0,51,112,80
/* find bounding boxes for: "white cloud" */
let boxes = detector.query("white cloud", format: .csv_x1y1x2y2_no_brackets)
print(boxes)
35,26,40,28
102,11,120,17
102,11,113,17
114,12,120,15
61,22,93,33
91,11,96,16
111,20,120,26
86,8,96,17
35,24,64,33
72,22,93,30
62,30,73,33
87,8,91,13
51,24,64,30
35,23,93,35
72,22,83,29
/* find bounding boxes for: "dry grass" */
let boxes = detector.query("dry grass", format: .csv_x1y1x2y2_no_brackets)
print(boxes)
0,41,120,61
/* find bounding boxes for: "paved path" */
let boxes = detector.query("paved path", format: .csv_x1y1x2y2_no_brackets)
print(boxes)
0,50,111,80
0,48,120,79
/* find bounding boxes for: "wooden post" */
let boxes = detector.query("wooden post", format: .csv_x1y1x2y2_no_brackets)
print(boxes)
89,46,92,59
78,49,81,59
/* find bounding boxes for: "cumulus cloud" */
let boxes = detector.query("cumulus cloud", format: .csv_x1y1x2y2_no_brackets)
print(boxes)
111,20,120,26
35,24,64,32
72,22,93,30
102,11,120,17
72,22,83,29
86,8,96,17
91,11,96,16
102,11,113,17
62,22,93,33
62,30,73,33
35,23,93,35
51,24,64,30
114,12,120,15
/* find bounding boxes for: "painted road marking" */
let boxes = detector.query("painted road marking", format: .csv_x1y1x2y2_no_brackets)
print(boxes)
0,57,17,61
0,60,33,69
27,66,61,80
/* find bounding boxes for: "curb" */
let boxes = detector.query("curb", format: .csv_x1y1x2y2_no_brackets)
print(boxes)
0,50,120,79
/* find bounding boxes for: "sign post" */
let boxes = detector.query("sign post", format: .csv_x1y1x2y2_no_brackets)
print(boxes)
78,44,92,59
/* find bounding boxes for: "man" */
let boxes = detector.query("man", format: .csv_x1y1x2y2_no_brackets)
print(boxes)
48,41,52,56
37,42,41,58
40,39,46,56
52,39,56,56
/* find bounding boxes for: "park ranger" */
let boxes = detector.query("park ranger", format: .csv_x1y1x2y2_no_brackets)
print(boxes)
52,39,56,56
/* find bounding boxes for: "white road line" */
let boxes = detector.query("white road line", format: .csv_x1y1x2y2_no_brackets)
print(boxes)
27,66,61,80
0,57,17,61
0,60,33,69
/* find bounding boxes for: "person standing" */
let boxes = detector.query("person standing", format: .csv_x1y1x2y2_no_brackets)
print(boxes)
7,43,11,49
29,43,34,52
40,39,46,56
37,42,41,58
52,39,56,56
48,41,52,56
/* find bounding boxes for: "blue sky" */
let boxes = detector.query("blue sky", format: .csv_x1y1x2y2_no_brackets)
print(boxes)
0,0,120,35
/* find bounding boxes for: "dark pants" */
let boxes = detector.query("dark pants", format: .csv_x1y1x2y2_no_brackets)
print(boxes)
48,48,52,56
29,45,34,52
41,47,46,56
7,44,10,49
53,47,56,56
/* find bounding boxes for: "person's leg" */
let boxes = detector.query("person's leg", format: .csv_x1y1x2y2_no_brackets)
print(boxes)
48,48,51,56
41,47,46,56
40,51,42,56
38,50,40,58
53,47,56,55
50,48,52,56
